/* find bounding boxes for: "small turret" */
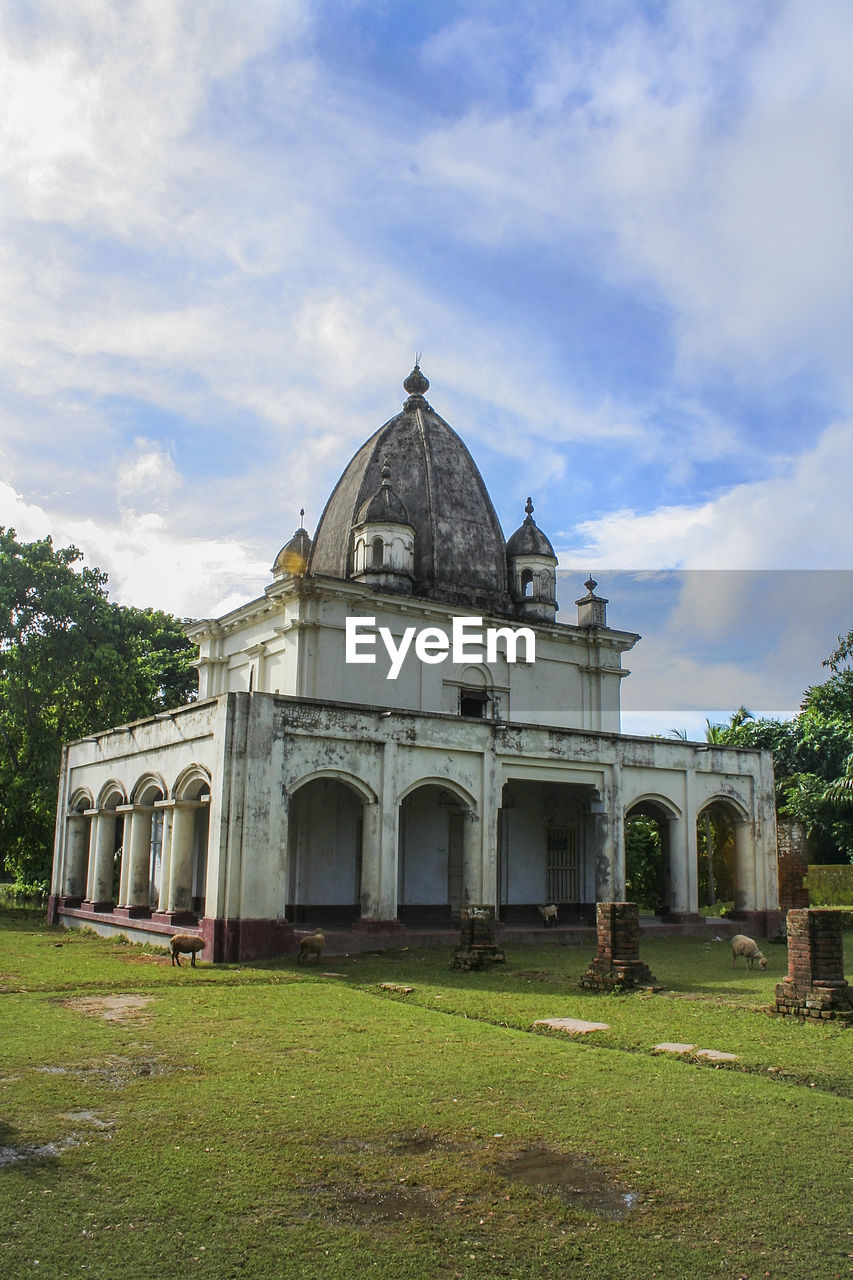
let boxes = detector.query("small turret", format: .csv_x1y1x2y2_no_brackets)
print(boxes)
506,498,558,621
351,461,415,594
272,511,312,579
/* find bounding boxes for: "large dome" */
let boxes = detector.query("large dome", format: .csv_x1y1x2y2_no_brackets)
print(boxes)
308,366,512,612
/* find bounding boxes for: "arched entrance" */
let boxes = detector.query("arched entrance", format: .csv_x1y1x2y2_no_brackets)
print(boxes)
62,790,93,903
696,798,749,912
85,783,126,909
397,783,473,926
498,780,594,924
624,797,679,916
287,775,366,925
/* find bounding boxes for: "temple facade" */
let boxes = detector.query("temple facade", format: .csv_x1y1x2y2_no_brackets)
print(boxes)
48,365,780,959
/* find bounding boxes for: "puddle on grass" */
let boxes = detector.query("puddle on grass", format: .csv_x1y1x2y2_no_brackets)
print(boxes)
391,1129,452,1155
499,1148,639,1221
0,1134,81,1167
337,1187,443,1223
36,1055,190,1087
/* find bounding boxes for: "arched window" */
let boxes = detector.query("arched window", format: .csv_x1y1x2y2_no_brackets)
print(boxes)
521,568,534,597
371,536,385,569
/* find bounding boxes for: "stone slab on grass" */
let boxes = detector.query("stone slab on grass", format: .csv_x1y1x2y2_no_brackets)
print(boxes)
534,1017,610,1034
695,1048,739,1063
653,1042,697,1054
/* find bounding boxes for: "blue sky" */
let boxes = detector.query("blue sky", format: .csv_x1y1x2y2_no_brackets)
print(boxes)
1,0,852,736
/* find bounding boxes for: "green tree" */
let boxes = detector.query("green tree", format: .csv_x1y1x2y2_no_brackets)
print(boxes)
709,632,853,864
0,528,198,888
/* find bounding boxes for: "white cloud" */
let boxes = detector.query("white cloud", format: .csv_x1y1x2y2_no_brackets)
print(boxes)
0,477,269,618
564,417,853,570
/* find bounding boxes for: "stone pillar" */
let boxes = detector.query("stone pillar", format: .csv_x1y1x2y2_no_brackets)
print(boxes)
355,799,402,927
667,816,690,914
126,806,154,911
580,902,661,991
89,810,119,907
61,813,89,901
733,820,756,911
461,809,482,905
772,908,853,1022
168,803,197,913
156,806,173,912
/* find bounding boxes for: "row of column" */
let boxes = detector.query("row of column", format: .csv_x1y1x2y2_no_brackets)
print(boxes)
591,803,758,915
61,799,207,915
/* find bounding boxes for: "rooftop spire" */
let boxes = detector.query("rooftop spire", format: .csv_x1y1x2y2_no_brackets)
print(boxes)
403,360,430,406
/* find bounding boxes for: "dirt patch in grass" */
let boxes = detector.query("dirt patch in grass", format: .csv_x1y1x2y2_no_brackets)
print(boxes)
60,994,153,1021
498,1148,639,1221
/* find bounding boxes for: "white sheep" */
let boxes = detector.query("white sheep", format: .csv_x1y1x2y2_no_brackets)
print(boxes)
538,904,558,928
170,933,205,967
297,929,326,964
731,934,767,970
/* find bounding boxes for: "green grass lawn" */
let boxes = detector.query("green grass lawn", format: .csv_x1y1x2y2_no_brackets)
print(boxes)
1,911,851,1280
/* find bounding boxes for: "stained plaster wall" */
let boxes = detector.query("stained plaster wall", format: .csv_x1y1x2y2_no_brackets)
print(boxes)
190,577,636,733
53,692,779,945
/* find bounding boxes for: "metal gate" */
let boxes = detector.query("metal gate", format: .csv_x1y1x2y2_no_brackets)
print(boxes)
546,826,579,902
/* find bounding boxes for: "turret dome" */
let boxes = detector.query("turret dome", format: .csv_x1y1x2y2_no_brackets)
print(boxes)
272,514,312,579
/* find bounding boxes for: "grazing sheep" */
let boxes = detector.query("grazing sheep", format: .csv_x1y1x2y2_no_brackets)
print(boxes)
297,929,326,964
731,934,767,970
538,904,558,928
170,933,205,967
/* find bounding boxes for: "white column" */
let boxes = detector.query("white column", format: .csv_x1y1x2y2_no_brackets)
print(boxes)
358,800,388,919
168,803,197,912
734,820,756,911
127,807,154,908
667,816,690,914
377,740,400,920
461,810,482,905
62,814,89,899
91,811,118,904
156,806,174,912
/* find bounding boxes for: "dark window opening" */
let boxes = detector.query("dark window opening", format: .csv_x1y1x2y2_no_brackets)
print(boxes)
371,536,384,568
460,689,488,718
521,568,534,597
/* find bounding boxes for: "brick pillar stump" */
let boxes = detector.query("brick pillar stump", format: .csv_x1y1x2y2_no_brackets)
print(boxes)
776,820,810,912
451,905,505,971
580,902,661,992
772,908,853,1022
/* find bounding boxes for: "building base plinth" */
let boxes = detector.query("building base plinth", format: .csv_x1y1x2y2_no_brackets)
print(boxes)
203,916,296,963
352,918,407,935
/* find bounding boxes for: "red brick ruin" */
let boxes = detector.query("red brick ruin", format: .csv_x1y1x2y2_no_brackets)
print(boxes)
773,908,853,1022
451,905,506,970
776,820,810,913
580,901,661,992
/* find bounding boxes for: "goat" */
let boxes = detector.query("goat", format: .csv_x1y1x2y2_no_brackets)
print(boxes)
297,929,326,964
170,933,205,967
538,904,558,928
731,934,767,970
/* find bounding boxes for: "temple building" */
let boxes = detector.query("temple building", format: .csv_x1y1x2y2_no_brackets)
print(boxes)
48,365,780,959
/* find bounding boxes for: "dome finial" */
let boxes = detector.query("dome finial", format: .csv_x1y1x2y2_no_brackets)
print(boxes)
524,497,534,519
403,358,430,401
299,507,305,526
